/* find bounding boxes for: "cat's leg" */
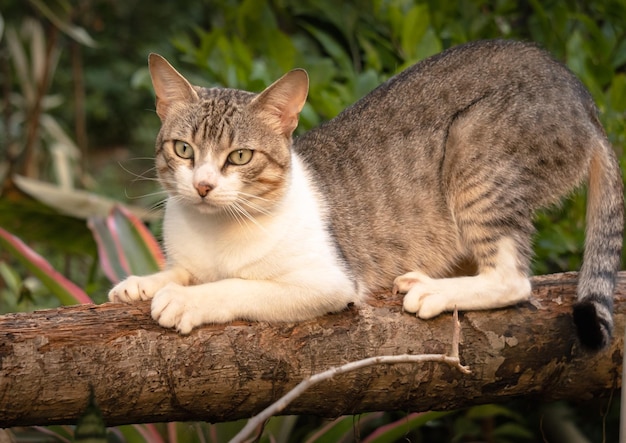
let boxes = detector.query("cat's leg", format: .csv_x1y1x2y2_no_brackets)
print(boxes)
108,266,191,303
395,236,532,318
151,278,356,334
395,133,538,318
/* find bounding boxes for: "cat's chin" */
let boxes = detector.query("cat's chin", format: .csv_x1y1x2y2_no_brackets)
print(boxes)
172,197,224,215
189,201,225,215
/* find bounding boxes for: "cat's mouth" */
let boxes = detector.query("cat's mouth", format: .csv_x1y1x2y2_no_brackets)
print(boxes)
190,198,226,214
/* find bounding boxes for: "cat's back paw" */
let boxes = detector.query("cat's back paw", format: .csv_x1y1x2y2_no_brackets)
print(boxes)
393,271,447,319
392,270,432,295
108,275,162,303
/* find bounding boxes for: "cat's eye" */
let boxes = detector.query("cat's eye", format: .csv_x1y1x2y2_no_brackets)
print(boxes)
227,149,253,165
173,140,194,159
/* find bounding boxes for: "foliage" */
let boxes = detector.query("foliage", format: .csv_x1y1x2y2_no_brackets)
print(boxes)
0,226,92,305
88,205,165,283
0,0,624,442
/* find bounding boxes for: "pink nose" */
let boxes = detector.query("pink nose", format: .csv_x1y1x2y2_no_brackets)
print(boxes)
195,182,213,198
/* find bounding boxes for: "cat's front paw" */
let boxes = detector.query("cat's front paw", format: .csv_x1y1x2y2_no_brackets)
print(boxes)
109,275,164,303
151,284,205,334
394,271,447,319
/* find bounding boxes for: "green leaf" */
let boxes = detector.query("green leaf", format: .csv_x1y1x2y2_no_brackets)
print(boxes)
608,74,626,113
302,414,360,443
354,69,380,100
0,261,21,294
492,422,534,439
612,38,626,69
466,404,523,421
302,24,354,77
303,413,386,443
413,27,442,61
0,193,96,257
111,423,165,443
363,411,452,443
303,416,354,443
452,416,481,442
400,4,430,60
0,226,93,305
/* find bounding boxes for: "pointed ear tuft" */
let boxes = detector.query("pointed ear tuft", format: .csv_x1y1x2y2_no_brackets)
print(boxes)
252,69,309,137
148,53,198,121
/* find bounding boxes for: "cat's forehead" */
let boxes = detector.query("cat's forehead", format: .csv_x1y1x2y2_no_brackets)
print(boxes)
180,86,256,128
196,86,256,107
160,86,257,146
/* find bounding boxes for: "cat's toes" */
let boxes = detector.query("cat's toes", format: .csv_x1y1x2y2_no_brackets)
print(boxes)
392,271,431,295
402,285,447,319
151,284,200,334
109,275,160,303
414,293,448,319
402,286,426,313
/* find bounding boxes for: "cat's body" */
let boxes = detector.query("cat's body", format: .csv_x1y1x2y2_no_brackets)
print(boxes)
109,40,623,350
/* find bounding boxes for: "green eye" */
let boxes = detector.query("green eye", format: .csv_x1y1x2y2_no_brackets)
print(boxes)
173,140,194,159
227,149,253,165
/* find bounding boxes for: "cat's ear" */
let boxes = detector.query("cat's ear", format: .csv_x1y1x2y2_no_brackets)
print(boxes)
251,69,309,137
148,53,198,121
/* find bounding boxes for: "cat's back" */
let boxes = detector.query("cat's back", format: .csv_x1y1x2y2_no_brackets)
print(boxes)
293,39,601,292
297,39,592,152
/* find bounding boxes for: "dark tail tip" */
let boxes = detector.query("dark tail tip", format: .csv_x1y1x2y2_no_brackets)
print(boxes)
572,301,611,351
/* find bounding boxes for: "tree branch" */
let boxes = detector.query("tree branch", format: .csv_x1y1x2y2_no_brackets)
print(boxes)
0,272,623,427
231,310,469,443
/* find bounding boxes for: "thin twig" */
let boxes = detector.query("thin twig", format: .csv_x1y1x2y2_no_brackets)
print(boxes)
230,311,470,443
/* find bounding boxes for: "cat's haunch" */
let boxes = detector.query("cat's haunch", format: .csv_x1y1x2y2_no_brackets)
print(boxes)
109,40,623,351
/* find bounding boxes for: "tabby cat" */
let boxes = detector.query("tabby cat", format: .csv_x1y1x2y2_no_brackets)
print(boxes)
109,40,623,350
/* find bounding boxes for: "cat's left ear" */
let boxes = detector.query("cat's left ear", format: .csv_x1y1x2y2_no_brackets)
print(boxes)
251,69,309,137
148,53,199,121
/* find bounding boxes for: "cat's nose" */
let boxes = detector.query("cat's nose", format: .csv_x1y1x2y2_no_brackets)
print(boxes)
195,182,213,198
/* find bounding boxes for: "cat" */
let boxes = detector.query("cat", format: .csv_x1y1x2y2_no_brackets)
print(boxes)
109,39,623,350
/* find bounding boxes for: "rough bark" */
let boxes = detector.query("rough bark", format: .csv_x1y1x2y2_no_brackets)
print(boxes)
0,272,623,427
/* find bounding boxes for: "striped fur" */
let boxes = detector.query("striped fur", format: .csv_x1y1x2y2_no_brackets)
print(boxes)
110,42,623,348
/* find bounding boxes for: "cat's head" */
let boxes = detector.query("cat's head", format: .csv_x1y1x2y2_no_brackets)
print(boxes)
148,53,308,217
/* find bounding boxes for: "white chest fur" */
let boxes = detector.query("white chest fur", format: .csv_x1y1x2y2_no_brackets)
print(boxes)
162,155,353,292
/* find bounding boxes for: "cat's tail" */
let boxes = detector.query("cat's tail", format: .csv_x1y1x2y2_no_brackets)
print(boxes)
573,138,624,350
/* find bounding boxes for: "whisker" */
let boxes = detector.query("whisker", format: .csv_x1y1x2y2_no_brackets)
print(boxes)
236,192,274,204
117,162,160,183
148,199,167,211
237,196,273,217
228,202,260,234
125,157,157,161
231,201,266,232
225,205,247,230
124,189,169,201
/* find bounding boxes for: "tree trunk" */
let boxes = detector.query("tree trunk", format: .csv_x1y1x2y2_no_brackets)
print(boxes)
0,272,623,427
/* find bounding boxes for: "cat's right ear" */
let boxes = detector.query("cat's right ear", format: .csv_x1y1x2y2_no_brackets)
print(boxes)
148,53,198,121
251,69,309,137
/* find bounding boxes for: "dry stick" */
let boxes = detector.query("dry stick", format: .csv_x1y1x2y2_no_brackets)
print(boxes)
230,310,470,443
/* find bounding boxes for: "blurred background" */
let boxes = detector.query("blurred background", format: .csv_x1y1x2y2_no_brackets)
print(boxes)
1,0,625,441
